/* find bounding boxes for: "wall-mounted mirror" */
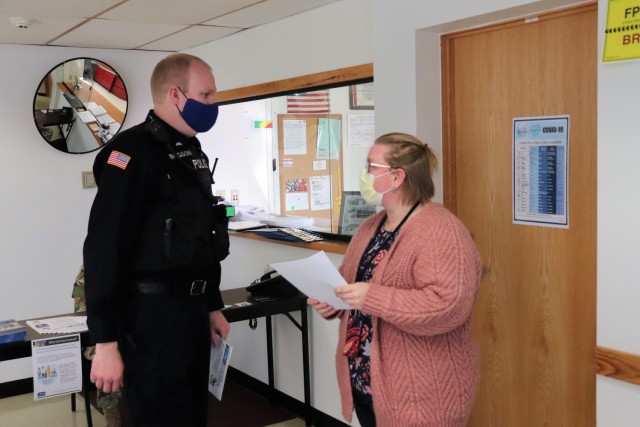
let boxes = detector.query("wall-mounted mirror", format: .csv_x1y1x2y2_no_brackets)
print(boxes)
33,58,128,154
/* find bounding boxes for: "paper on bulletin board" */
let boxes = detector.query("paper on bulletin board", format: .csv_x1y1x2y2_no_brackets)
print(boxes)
283,120,307,155
602,0,640,62
316,118,341,159
512,116,569,228
285,192,309,211
348,114,375,147
310,175,331,210
285,178,309,211
313,160,327,170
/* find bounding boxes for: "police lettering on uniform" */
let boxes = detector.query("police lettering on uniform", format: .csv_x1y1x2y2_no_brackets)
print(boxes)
83,53,230,427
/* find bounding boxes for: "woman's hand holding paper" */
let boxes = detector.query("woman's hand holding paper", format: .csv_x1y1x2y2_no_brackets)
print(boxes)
334,282,370,310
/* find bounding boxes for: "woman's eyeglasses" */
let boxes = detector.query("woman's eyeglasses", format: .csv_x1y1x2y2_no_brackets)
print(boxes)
366,161,393,173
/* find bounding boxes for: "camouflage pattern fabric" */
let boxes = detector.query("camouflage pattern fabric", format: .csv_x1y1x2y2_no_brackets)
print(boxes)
72,266,87,312
73,266,121,412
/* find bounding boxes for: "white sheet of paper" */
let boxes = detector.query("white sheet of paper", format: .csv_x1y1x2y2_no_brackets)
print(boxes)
26,316,88,334
283,119,307,155
285,191,309,211
310,175,331,210
270,251,349,309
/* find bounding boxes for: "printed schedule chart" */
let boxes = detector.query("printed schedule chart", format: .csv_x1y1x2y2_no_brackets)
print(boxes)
513,116,569,228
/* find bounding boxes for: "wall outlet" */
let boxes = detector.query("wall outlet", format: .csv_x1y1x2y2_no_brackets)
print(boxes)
82,171,96,189
215,189,226,199
230,189,240,203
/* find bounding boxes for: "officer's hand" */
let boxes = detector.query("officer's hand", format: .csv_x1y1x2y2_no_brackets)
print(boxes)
90,342,124,393
209,310,230,347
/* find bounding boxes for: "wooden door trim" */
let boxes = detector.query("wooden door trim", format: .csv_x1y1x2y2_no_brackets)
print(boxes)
214,63,373,104
596,346,640,387
440,32,456,214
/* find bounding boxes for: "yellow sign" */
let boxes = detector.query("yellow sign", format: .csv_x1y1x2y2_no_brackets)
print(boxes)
603,0,640,62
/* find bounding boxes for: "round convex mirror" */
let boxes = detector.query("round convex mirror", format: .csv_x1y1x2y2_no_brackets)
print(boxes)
33,58,128,154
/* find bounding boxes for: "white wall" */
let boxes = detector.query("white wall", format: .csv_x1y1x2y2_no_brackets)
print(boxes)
187,0,373,91
0,44,166,382
596,2,640,425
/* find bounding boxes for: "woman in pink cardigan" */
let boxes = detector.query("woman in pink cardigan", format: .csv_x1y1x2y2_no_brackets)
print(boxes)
309,132,482,427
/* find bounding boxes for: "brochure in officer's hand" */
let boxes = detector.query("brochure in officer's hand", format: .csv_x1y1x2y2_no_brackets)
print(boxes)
208,335,233,400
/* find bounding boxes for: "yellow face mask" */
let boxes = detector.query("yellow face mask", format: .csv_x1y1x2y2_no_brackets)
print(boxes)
358,168,393,206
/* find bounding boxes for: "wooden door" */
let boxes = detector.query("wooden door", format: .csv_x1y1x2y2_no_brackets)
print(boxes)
441,4,597,426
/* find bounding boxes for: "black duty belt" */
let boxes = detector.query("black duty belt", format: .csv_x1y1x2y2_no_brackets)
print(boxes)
133,280,207,296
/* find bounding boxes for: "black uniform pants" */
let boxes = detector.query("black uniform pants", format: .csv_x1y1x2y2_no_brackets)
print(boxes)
120,292,211,427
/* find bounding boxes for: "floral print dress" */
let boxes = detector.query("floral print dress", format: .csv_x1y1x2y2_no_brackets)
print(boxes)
343,219,399,404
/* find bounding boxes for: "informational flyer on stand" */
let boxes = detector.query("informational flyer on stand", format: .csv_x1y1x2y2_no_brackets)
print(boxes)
208,335,233,400
31,334,82,400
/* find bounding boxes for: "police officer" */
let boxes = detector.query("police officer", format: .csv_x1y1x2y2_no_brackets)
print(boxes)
83,53,230,427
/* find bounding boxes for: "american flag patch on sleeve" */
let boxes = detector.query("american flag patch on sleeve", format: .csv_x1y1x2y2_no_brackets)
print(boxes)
107,151,131,170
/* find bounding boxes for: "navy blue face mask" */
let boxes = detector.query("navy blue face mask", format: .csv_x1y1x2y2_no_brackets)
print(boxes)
176,87,219,133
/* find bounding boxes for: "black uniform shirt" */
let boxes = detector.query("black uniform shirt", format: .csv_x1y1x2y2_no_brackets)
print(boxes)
83,111,223,343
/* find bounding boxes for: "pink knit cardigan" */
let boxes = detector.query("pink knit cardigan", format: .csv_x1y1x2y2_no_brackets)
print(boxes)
336,203,482,426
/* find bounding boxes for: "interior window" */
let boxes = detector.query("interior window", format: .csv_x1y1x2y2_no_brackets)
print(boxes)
209,68,375,237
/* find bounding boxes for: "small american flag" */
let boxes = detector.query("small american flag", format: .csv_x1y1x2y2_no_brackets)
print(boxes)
107,150,131,170
287,90,330,113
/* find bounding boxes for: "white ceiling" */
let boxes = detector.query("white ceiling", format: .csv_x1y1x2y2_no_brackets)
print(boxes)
0,0,339,51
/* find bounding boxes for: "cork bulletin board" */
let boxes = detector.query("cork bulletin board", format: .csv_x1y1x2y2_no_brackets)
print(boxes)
277,114,343,231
